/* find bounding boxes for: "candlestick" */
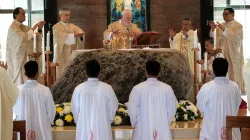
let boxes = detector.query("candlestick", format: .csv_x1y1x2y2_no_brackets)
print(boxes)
46,31,50,51
53,44,57,63
193,30,198,48
214,29,216,49
33,33,37,52
204,52,208,70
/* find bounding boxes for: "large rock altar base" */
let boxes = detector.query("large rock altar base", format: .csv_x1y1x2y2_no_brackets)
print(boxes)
51,49,193,103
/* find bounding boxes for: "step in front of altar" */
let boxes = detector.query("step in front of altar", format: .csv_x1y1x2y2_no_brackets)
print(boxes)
52,119,201,140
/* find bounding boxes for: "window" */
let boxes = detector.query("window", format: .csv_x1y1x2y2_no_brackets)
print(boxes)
0,0,44,61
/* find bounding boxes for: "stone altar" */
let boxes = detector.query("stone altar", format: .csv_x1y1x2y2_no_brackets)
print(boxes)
51,49,193,103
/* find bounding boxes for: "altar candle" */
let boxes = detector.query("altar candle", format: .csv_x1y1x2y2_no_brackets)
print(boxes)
53,44,57,63
42,53,46,74
198,43,201,60
33,33,36,52
193,30,198,48
214,29,216,49
46,31,50,51
204,52,208,70
198,64,202,83
42,35,45,53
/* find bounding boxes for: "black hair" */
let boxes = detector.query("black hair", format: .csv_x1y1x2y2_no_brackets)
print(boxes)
212,58,229,77
24,61,38,78
146,60,160,77
85,59,100,77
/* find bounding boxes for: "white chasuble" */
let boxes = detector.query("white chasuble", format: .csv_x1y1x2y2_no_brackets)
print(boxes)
0,67,18,140
53,21,84,78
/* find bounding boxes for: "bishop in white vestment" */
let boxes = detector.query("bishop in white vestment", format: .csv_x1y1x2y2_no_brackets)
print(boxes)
0,62,19,140
6,7,45,85
53,8,85,78
169,18,195,74
14,61,56,140
128,60,178,140
71,60,118,140
197,58,241,140
209,8,245,94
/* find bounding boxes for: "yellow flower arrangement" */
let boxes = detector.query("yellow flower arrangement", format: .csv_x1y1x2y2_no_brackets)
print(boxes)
65,114,73,123
56,107,63,113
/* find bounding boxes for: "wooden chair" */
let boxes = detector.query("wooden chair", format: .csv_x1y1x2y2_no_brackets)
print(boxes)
226,116,250,140
13,120,26,140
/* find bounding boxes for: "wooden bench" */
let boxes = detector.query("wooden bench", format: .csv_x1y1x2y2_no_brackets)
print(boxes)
13,120,26,140
226,116,250,140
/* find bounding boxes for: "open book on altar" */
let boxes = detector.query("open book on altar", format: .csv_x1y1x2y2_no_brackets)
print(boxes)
134,31,162,48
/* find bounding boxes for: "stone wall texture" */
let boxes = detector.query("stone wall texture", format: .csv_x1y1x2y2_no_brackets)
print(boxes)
57,0,200,49
51,49,193,103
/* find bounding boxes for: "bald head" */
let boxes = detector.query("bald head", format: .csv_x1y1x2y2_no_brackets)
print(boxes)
121,9,132,26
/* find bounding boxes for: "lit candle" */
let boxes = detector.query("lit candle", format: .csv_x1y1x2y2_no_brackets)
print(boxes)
193,30,198,48
198,43,201,60
53,44,57,63
198,64,202,83
213,29,216,49
33,33,36,52
46,31,50,51
204,52,208,70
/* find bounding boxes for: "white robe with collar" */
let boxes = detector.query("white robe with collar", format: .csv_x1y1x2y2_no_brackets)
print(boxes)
128,78,178,140
71,78,118,140
197,77,241,140
14,80,56,140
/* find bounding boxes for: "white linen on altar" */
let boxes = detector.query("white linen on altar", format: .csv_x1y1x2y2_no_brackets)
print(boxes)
197,77,241,140
128,78,178,140
14,80,56,140
71,78,118,140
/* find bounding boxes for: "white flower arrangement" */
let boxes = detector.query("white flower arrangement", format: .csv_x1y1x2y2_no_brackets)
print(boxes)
54,102,75,127
174,100,201,121
112,104,130,126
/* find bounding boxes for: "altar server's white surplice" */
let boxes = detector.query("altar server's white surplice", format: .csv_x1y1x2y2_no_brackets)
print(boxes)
197,77,241,140
14,80,56,140
71,78,118,140
128,78,178,140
